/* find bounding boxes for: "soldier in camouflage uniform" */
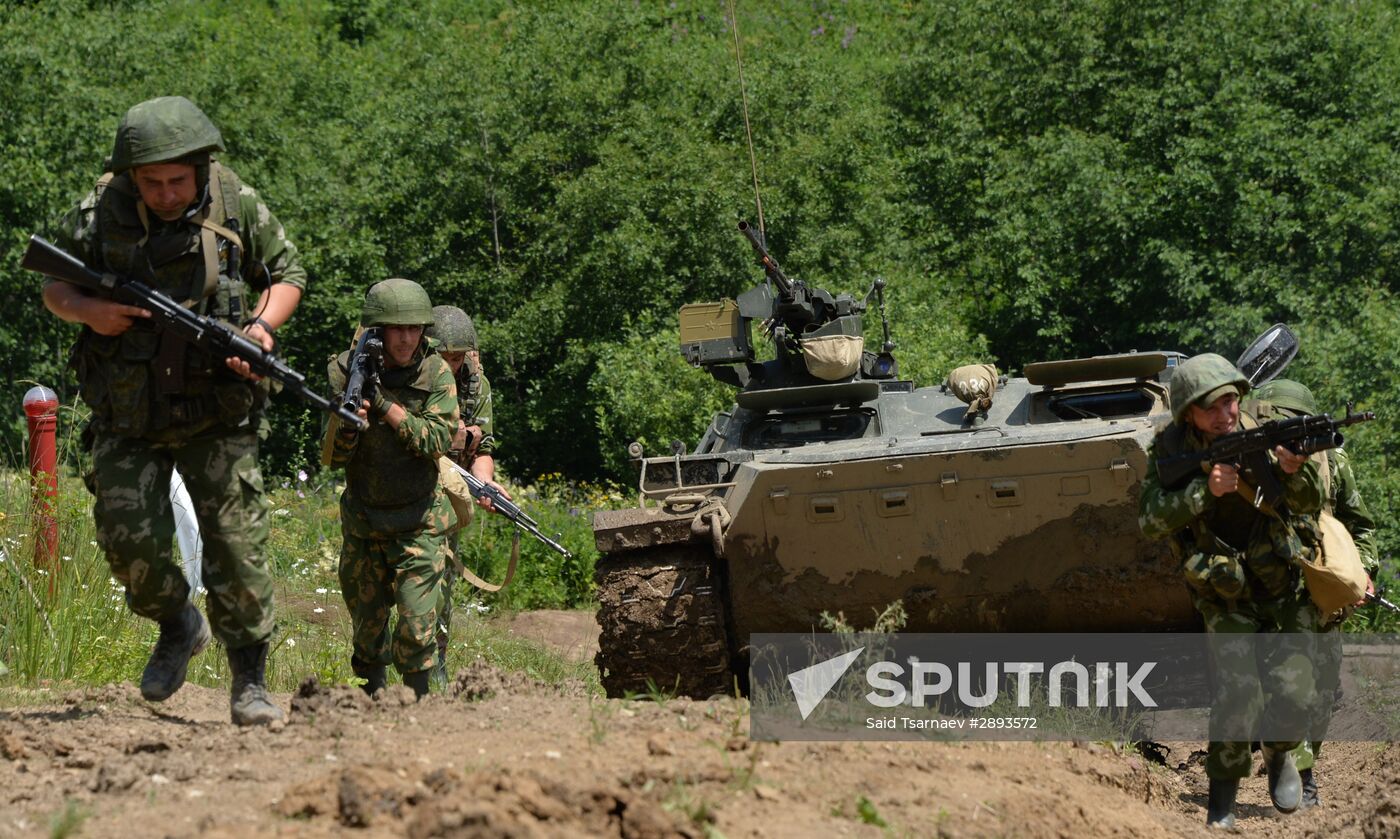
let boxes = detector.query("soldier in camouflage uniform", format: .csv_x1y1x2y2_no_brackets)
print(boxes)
1253,378,1378,808
41,97,302,726
1138,354,1323,828
425,305,510,687
326,280,458,698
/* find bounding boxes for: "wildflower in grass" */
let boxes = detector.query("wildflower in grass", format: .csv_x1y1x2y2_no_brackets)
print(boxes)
286,638,296,648
297,469,308,483
316,588,328,595
313,608,324,614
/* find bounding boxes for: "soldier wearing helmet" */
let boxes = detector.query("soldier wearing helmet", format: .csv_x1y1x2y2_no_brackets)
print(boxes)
425,304,510,687
1138,353,1325,828
39,97,307,726
1253,378,1377,809
325,279,459,699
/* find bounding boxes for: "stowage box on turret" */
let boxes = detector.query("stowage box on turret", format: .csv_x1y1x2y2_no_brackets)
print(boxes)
592,224,1189,698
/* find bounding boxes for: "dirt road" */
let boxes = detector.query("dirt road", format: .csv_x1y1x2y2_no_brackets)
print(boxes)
2,612,1396,838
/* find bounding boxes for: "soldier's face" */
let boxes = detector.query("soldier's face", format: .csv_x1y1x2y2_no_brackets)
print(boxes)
383,325,423,368
440,351,466,375
132,163,198,221
1188,392,1240,439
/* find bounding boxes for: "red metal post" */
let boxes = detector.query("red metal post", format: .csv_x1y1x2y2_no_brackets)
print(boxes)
23,385,59,586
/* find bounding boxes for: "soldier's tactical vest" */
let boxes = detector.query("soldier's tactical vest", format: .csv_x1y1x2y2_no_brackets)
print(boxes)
73,161,266,439
337,348,443,534
1156,406,1311,600
457,366,482,421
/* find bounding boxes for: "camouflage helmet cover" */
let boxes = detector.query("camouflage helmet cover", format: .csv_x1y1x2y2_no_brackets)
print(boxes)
1251,378,1318,416
361,278,435,327
1168,353,1251,423
109,96,225,173
429,305,478,352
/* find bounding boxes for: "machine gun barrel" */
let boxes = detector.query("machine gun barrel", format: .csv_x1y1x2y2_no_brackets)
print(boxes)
445,460,572,558
738,220,796,299
24,236,366,430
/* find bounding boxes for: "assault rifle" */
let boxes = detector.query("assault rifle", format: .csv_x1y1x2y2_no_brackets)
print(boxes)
1367,590,1400,614
445,460,571,558
1154,406,1375,515
24,235,366,430
340,328,383,419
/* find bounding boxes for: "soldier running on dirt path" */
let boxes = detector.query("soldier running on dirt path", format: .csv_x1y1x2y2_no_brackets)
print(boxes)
325,280,458,699
1138,353,1323,829
42,96,305,727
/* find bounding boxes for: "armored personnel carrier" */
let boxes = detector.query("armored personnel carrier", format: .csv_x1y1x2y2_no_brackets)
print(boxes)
592,223,1192,698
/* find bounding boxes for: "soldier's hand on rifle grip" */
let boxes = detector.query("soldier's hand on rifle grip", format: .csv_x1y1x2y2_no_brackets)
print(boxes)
1274,445,1307,474
1208,463,1240,498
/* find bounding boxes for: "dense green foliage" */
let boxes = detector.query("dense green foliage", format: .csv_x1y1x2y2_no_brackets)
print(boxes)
2,0,1399,577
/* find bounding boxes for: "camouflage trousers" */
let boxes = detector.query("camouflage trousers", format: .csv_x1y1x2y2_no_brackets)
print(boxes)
1197,590,1320,780
1292,622,1344,771
88,424,274,648
339,528,445,675
434,531,462,672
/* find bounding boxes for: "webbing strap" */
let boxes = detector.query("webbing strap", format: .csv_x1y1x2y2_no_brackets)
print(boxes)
454,532,519,593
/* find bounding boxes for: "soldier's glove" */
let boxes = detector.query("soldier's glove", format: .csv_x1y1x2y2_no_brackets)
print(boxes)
371,390,398,419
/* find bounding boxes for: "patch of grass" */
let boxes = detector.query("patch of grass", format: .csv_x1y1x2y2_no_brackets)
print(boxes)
662,781,719,833
855,795,888,828
2,460,607,696
48,798,89,839
452,614,600,693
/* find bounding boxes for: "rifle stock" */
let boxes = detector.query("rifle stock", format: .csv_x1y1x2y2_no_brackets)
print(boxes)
24,235,366,431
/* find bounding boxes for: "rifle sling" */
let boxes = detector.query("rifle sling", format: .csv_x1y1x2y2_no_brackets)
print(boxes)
452,531,519,593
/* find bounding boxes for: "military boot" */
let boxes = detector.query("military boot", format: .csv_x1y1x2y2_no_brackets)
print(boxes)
402,669,431,699
1300,767,1319,808
226,642,284,726
1206,779,1238,829
429,632,450,693
140,602,211,701
1263,746,1302,813
352,656,386,698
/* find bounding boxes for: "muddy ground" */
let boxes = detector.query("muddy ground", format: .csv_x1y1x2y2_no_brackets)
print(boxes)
2,611,1397,838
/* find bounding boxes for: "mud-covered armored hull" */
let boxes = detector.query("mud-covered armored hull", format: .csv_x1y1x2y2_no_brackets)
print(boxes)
593,353,1194,698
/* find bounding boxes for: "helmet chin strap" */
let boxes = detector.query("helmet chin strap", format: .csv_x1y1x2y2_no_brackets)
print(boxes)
181,180,212,222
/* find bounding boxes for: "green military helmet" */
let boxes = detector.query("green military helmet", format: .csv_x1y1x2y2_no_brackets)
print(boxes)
109,97,225,173
429,305,478,352
1168,353,1251,423
361,278,435,327
1252,378,1318,416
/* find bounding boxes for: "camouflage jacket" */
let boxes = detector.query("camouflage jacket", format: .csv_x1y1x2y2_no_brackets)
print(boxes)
1139,411,1324,600
453,366,495,461
327,346,458,537
1322,447,1379,574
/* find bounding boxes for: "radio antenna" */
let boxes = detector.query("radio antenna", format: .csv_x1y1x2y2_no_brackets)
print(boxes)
728,0,766,236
